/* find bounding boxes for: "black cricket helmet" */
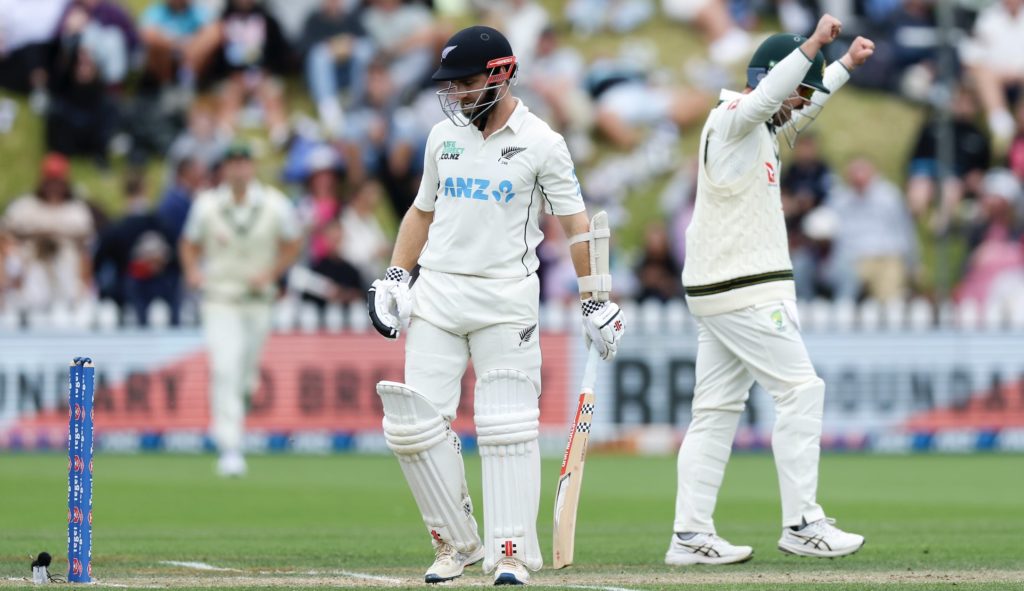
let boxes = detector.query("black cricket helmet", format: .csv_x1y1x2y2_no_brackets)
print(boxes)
433,25,517,128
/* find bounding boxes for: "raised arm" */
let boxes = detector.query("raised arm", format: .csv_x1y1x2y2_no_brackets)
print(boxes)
722,15,843,139
785,36,875,131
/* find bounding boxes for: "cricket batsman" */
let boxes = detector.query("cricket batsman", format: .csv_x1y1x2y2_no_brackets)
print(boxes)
366,25,625,585
666,15,875,565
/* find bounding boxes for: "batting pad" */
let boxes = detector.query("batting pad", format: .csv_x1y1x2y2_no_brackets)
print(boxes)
474,369,543,572
377,381,481,553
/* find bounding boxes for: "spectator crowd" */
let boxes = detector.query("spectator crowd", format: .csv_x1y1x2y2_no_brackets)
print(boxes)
1,0,1023,326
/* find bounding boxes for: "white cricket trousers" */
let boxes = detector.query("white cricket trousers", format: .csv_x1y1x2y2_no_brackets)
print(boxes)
201,299,273,453
674,300,827,532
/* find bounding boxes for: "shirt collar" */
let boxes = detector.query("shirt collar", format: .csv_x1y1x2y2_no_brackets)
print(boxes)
497,98,529,135
217,182,263,207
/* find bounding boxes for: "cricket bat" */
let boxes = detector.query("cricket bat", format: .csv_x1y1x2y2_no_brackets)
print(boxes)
552,346,601,569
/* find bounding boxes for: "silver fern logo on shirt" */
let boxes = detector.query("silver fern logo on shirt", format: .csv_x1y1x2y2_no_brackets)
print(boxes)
517,324,537,347
499,146,527,164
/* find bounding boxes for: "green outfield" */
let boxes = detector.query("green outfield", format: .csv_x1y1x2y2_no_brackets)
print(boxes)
1,453,1022,590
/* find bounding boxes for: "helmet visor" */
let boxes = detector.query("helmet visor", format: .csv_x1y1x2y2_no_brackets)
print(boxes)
436,57,517,127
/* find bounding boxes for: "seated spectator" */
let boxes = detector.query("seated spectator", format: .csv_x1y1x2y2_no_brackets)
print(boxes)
481,0,551,68
167,101,230,173
46,39,118,163
359,0,435,103
300,0,372,138
887,0,940,99
1,153,95,312
295,145,344,264
521,26,593,158
55,0,139,86
662,0,753,66
565,0,654,36
586,57,708,148
0,0,66,110
1009,97,1024,182
635,221,682,302
139,0,210,88
796,205,840,299
955,169,1024,307
825,157,917,302
906,85,991,231
783,132,833,216
157,156,207,243
126,0,212,166
337,58,423,213
340,180,390,282
93,173,180,325
781,133,834,299
299,218,364,310
203,0,293,145
960,0,1024,149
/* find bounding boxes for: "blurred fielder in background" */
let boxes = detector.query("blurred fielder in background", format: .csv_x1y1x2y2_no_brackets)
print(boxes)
367,25,625,586
668,15,875,565
179,142,301,477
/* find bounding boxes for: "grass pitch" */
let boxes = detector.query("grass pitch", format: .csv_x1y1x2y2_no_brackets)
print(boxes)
1,453,1022,590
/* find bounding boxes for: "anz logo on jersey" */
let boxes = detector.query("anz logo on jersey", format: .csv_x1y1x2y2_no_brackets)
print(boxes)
442,177,516,203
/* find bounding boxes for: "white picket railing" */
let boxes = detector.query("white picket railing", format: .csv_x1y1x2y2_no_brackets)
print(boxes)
2,296,1024,333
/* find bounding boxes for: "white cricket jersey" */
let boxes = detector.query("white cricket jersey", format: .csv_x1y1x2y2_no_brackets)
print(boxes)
683,48,850,316
183,181,300,302
413,99,586,279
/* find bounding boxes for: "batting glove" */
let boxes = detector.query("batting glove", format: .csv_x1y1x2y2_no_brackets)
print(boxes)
581,298,625,360
367,266,412,339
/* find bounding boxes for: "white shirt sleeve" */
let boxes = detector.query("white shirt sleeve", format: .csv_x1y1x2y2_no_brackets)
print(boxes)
412,126,441,213
718,48,814,141
537,135,586,216
781,60,851,132
181,193,208,243
272,190,302,241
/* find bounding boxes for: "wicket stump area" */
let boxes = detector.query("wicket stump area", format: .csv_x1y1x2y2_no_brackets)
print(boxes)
67,357,94,583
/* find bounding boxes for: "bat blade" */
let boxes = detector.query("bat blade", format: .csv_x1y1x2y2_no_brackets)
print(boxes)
552,389,595,569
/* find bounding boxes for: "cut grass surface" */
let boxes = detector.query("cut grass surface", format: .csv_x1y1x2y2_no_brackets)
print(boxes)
0,453,1021,590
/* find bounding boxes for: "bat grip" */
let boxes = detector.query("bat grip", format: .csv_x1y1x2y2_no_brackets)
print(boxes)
580,346,601,393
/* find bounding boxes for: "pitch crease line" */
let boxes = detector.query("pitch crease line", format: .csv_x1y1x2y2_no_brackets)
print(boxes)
158,560,243,572
565,585,641,591
252,569,404,584
335,570,405,583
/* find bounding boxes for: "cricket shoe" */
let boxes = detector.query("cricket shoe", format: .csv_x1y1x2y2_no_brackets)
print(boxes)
665,532,753,565
424,543,484,584
493,557,529,585
216,451,247,477
778,517,864,558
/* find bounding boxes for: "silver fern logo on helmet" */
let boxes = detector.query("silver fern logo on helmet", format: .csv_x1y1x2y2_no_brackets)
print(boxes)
441,45,457,60
436,56,518,128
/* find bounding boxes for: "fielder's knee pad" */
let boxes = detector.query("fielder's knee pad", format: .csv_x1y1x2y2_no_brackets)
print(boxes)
377,381,481,553
473,369,542,572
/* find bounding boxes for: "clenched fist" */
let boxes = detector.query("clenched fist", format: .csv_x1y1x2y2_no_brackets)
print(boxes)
811,14,842,46
841,36,875,69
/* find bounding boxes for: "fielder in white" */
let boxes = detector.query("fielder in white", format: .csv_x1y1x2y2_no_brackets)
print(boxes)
180,142,302,477
667,16,875,565
366,26,625,586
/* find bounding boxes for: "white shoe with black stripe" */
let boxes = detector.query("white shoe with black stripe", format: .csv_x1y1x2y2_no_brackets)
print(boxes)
665,532,754,565
778,518,865,558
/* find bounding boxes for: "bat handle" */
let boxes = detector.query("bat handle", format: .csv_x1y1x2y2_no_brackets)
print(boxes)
580,346,601,393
